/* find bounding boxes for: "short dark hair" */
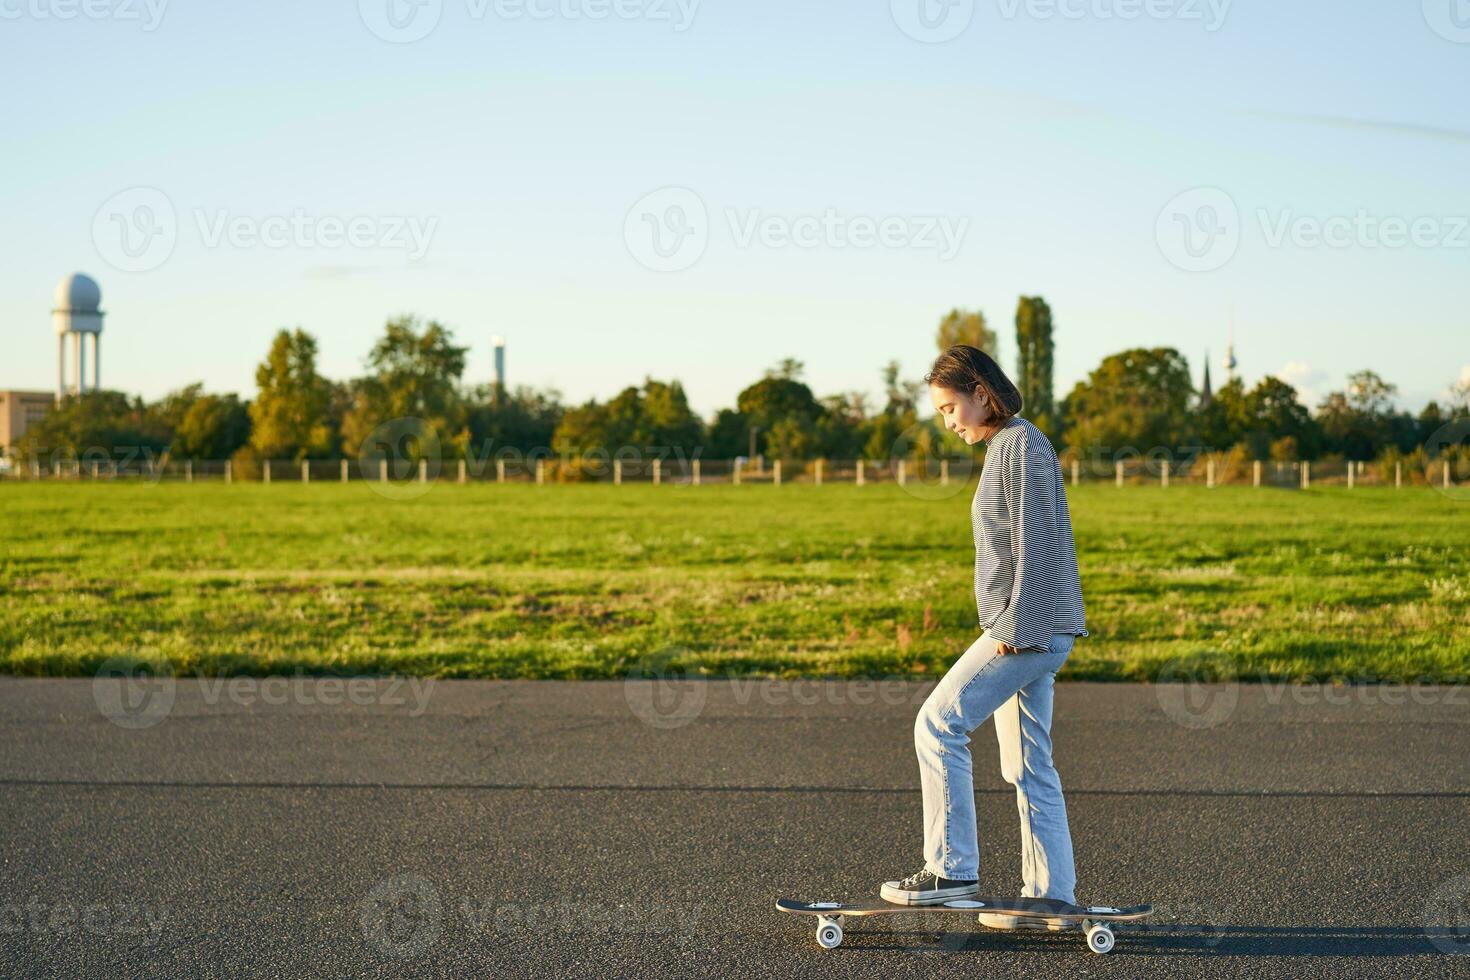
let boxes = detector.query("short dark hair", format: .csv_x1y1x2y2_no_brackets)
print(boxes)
924,345,1023,423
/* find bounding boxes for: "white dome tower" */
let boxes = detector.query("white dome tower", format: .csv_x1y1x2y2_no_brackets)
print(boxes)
53,272,104,400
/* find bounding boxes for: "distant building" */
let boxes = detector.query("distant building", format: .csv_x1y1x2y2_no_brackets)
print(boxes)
1,272,108,460
0,390,56,457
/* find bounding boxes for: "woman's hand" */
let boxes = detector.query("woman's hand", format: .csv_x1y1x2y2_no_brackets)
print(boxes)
996,642,1022,655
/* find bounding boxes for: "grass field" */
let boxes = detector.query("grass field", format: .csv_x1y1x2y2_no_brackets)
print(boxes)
1,482,1467,681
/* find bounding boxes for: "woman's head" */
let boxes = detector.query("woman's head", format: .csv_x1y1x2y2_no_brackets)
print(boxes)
924,345,1023,445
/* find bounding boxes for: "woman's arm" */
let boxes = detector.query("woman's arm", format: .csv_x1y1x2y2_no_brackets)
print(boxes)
983,427,1062,653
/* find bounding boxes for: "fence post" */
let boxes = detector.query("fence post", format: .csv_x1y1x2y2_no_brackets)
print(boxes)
615,459,622,486
303,460,310,484
943,459,951,487
1206,458,1215,489
225,460,232,484
856,459,864,486
378,459,386,482
654,458,662,486
1301,460,1310,489
815,459,823,486
897,460,905,487
1070,458,1078,487
1395,461,1402,489
1115,460,1123,487
264,460,271,484
1161,459,1169,488
1347,460,1354,489
186,460,193,484
342,459,349,483
1253,459,1261,488
536,459,545,485
419,458,428,484
497,459,505,484
733,459,742,485
458,459,466,484
693,459,701,486
1447,460,1453,489
774,460,782,486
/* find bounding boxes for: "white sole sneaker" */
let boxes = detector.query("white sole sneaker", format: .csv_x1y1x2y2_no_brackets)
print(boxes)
879,881,980,906
976,912,1075,932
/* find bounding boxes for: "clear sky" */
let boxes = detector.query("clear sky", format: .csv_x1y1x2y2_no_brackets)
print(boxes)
4,0,1467,419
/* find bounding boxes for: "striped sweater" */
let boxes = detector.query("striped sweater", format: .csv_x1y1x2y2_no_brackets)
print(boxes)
971,415,1089,649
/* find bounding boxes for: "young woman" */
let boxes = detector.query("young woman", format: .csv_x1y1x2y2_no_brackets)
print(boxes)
879,344,1089,931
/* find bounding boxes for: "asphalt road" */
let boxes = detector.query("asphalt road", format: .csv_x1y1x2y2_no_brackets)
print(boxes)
2,675,1468,978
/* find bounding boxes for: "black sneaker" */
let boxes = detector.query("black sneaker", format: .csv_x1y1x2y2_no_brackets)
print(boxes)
879,867,979,906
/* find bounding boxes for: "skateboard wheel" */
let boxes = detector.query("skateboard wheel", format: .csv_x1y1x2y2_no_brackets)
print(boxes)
816,917,844,949
1085,923,1114,954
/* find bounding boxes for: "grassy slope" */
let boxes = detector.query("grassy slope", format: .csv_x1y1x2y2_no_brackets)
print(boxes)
1,482,1466,680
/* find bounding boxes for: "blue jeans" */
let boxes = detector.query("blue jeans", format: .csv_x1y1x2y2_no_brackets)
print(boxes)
914,631,1078,903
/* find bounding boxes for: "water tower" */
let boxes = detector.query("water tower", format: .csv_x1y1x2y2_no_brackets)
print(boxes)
54,272,104,400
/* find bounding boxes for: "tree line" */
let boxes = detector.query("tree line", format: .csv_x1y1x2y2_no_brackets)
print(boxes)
14,301,1468,470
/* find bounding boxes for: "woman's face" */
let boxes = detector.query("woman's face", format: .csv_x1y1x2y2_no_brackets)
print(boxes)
929,383,997,445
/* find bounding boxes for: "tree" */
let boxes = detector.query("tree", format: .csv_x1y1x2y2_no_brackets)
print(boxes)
1059,348,1196,455
1316,370,1398,459
550,377,704,458
935,309,997,359
1014,296,1057,439
340,316,469,459
1241,376,1318,458
174,393,251,459
1197,376,1247,450
248,329,336,461
736,363,823,456
14,391,168,463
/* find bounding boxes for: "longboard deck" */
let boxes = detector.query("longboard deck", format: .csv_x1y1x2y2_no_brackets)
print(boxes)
777,896,1152,922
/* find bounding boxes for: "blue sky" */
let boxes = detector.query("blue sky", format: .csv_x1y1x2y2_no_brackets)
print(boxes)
4,0,1467,419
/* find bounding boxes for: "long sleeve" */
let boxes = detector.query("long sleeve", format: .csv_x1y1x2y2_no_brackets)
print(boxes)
972,418,1089,649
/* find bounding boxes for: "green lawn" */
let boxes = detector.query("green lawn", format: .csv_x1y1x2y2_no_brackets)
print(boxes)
1,482,1466,681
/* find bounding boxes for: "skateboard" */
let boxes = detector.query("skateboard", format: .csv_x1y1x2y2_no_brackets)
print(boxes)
776,894,1152,954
